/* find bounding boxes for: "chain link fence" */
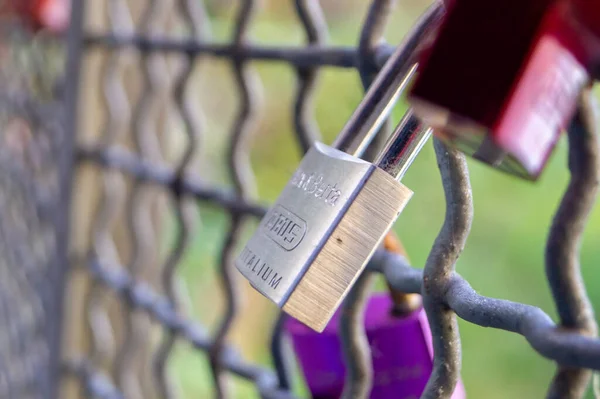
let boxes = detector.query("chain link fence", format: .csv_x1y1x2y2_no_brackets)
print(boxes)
10,0,597,398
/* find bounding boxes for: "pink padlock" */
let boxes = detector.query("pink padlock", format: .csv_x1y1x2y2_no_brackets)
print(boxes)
285,294,466,399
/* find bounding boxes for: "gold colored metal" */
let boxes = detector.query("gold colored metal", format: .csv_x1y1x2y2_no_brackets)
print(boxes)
283,169,413,331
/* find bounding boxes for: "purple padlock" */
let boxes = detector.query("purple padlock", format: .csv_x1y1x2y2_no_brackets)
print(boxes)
285,293,466,399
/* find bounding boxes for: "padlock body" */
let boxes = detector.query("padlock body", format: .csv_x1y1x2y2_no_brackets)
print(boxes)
493,6,588,174
236,142,374,305
285,294,466,399
409,0,589,179
410,0,556,131
236,143,413,331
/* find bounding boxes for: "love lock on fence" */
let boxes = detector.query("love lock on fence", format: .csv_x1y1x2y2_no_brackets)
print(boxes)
1,0,600,399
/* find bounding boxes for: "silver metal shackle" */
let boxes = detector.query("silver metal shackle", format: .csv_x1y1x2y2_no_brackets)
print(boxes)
375,111,432,180
332,2,445,157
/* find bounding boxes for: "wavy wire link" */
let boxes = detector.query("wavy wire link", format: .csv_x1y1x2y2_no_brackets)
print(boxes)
209,1,263,397
546,87,600,398
85,0,134,383
63,0,600,398
421,140,471,399
114,2,170,399
369,94,600,396
152,0,207,396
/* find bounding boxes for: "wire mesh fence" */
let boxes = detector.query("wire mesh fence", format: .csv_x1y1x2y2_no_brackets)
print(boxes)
50,0,600,398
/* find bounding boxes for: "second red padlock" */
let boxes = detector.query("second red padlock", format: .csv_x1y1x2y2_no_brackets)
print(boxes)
408,0,594,180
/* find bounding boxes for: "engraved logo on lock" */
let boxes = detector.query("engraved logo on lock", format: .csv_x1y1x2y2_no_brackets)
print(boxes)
290,168,342,207
262,204,307,251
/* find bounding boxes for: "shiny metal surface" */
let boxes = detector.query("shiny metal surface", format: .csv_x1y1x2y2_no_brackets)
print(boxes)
332,3,444,157
282,167,412,331
235,142,375,305
375,110,433,180
236,108,431,313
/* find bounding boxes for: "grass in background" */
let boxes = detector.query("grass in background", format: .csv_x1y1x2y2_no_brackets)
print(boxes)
162,2,600,398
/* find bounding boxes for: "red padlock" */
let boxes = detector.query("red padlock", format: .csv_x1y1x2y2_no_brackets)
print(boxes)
34,0,70,32
408,0,594,180
1,0,69,33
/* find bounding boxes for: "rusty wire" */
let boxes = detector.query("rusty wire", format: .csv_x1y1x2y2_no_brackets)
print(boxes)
421,139,471,399
546,87,600,399
61,0,600,398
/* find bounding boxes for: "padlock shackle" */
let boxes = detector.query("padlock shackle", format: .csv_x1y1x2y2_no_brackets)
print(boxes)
332,1,444,157
375,110,432,180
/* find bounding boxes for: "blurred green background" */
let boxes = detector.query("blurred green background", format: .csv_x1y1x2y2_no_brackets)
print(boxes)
157,1,600,397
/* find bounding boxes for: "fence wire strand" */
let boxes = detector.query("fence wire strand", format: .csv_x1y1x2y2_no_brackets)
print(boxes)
546,87,600,399
85,0,133,380
269,0,328,391
114,1,168,397
60,0,600,398
152,1,203,394
421,139,471,399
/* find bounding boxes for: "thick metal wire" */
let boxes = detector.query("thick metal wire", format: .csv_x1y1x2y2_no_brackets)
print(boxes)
62,0,600,398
